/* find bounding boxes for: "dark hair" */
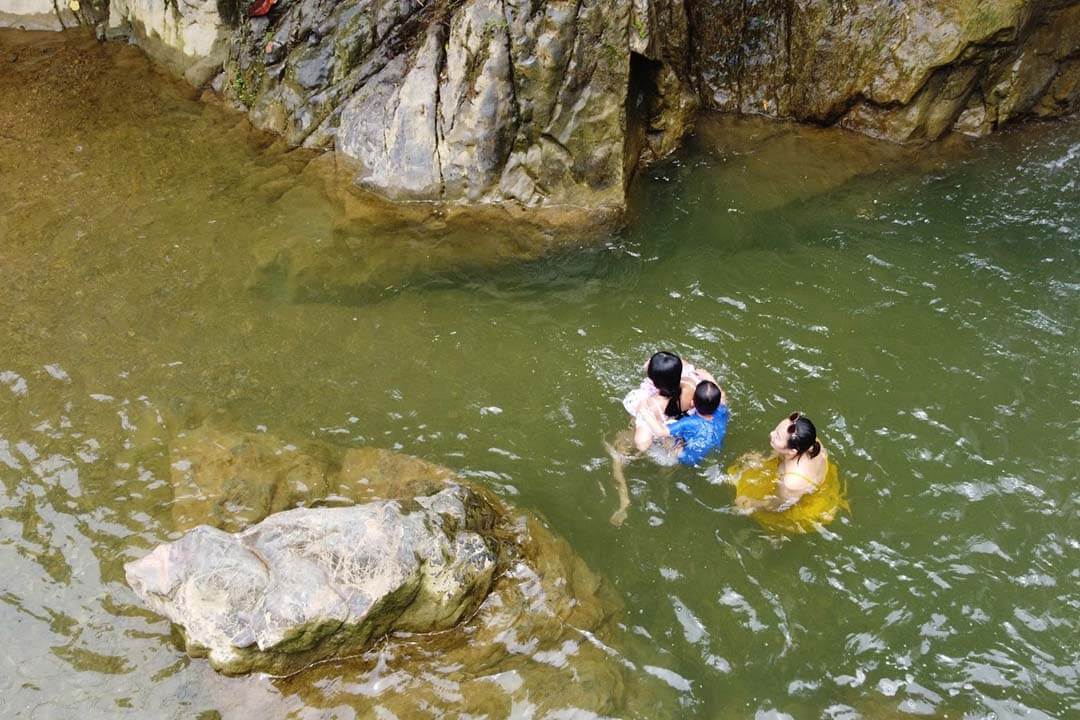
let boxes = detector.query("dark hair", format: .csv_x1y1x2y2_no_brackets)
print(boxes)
693,381,721,415
648,351,684,418
786,413,822,459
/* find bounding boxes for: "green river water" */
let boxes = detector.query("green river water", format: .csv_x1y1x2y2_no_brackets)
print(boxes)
1,31,1077,719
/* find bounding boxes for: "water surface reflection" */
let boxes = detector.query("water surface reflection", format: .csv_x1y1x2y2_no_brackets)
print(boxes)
2,28,1078,720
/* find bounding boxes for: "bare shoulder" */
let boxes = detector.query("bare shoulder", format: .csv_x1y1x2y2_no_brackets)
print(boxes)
780,471,815,494
814,447,830,475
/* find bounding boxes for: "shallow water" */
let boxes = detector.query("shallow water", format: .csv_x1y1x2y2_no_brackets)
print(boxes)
2,30,1078,719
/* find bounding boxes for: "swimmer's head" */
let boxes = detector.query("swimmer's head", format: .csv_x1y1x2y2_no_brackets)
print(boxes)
647,351,683,417
693,381,722,416
770,412,821,459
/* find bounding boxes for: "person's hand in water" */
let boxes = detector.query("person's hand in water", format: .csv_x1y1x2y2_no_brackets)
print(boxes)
735,494,780,514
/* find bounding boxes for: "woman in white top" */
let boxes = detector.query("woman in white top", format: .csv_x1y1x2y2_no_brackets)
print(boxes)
622,351,725,451
607,351,725,525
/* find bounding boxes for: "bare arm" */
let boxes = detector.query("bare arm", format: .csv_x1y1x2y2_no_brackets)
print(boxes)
636,395,671,437
695,368,717,385
735,474,808,513
689,366,728,406
735,493,786,513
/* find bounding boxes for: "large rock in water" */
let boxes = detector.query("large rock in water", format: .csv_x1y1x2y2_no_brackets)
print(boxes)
129,424,677,715
126,484,500,676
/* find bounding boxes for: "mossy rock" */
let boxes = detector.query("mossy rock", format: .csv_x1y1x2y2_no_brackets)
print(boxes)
138,424,676,715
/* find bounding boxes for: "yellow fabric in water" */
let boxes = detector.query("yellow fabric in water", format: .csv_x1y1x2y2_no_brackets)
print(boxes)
729,454,849,534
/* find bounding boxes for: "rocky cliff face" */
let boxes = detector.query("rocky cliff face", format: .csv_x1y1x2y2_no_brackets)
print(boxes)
107,0,230,85
4,0,1078,214
690,0,1080,142
226,0,1080,210
230,0,643,217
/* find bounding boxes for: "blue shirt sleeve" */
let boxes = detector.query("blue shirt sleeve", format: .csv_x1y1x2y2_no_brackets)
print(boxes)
714,405,730,438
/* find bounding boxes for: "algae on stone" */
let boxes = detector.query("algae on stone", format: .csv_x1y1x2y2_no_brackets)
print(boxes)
167,424,457,533
690,0,1080,142
133,424,679,715
34,0,1077,216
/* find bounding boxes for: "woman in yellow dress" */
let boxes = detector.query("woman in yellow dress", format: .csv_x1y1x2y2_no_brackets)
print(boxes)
731,412,847,533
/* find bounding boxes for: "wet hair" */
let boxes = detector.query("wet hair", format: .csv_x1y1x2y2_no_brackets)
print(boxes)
647,351,684,418
786,413,822,459
693,381,721,415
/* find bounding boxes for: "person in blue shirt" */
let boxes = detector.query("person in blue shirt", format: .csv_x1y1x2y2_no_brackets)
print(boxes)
607,374,729,525
659,380,729,466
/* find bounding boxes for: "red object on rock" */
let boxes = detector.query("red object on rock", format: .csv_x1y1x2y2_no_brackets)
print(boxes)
248,0,275,17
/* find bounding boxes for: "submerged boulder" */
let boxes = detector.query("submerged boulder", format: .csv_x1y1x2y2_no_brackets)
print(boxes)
130,423,678,716
126,484,501,675
276,503,660,717
167,424,456,532
133,424,678,715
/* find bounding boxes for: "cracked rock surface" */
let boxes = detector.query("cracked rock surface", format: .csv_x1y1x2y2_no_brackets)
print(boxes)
126,483,500,676
691,0,1080,142
122,424,677,720
22,0,1077,213
232,0,642,215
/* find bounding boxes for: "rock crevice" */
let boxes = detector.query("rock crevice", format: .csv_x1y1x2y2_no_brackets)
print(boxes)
5,0,1077,216
691,0,1080,143
127,484,503,675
